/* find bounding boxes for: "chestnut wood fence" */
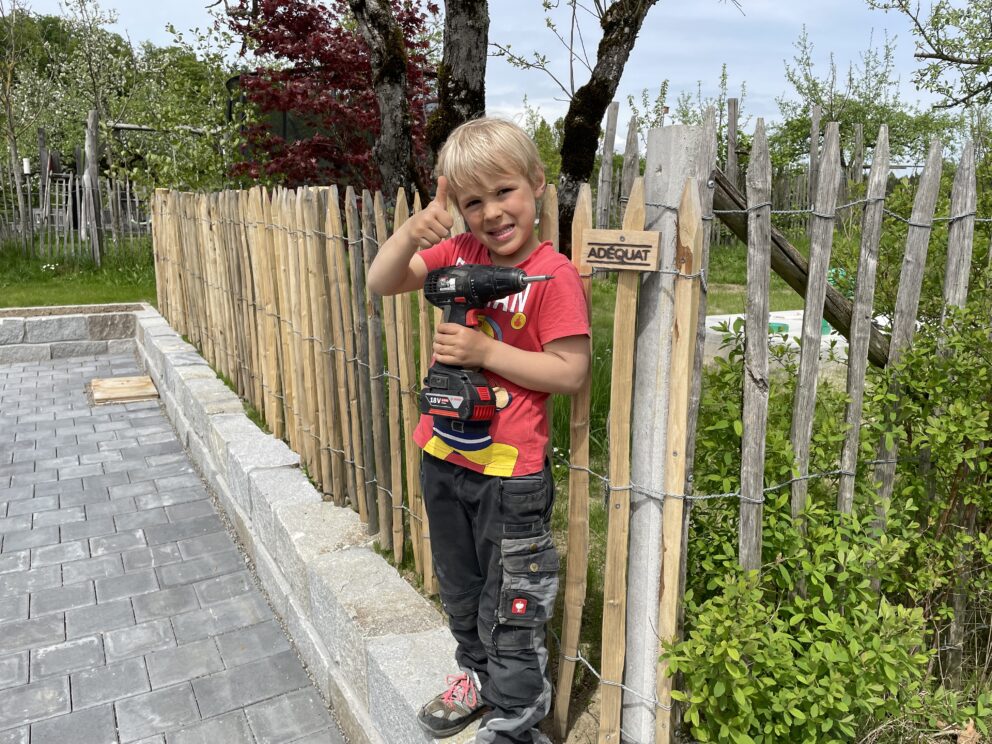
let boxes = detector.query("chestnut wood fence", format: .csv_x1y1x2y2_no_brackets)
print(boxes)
152,112,985,743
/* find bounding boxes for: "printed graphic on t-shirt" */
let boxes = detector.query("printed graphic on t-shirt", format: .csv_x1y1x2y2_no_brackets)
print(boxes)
415,237,590,477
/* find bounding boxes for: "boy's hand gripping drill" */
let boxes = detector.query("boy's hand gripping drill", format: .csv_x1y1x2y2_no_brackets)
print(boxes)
419,265,552,424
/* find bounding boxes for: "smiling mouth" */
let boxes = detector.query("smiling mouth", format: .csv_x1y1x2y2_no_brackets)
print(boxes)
488,225,515,241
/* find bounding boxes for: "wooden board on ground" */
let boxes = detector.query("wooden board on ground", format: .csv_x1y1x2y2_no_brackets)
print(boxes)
90,376,159,404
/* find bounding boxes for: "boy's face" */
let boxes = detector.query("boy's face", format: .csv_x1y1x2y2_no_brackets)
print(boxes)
454,170,547,266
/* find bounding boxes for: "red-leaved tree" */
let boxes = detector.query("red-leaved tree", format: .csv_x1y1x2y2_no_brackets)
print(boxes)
225,0,436,190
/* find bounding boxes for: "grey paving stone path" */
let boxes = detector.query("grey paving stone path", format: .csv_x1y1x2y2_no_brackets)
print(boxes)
0,352,347,744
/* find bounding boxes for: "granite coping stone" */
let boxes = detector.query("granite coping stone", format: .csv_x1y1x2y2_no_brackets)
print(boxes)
131,306,458,744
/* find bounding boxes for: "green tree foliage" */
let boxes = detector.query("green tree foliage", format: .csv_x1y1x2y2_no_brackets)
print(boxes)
0,0,233,189
521,96,563,185
772,27,962,171
668,272,992,739
867,0,992,109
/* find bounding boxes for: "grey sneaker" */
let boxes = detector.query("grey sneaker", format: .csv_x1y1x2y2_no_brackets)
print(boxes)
417,671,488,738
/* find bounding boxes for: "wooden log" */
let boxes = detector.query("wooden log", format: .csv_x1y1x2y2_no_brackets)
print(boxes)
553,182,594,740
873,139,944,516
790,123,842,522
740,120,773,573
287,190,312,464
598,177,646,744
393,189,424,574
838,126,889,514
655,178,703,743
363,189,393,549
712,169,891,368
327,187,361,513
375,191,405,561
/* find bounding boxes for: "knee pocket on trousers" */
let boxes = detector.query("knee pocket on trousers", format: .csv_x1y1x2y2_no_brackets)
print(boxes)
496,532,559,629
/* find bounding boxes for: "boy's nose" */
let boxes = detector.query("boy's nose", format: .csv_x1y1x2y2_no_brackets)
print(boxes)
483,201,502,222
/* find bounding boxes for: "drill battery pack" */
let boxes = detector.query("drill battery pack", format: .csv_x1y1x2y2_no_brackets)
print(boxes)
419,363,498,423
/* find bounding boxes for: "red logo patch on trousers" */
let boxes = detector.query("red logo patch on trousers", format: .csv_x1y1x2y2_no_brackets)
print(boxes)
511,598,528,615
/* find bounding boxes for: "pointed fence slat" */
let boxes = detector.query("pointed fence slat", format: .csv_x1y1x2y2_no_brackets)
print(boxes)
790,122,842,522
327,186,358,511
363,190,392,548
598,176,646,744
302,188,335,493
375,192,405,560
873,139,944,515
596,101,620,228
739,120,772,573
392,191,424,573
347,187,380,534
553,183,594,741
942,140,976,314
838,126,890,514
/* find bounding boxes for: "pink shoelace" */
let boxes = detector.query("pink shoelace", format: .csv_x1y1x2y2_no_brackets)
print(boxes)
441,672,478,710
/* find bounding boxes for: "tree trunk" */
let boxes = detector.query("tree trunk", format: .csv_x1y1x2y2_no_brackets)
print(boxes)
5,123,27,249
557,0,659,256
426,0,489,159
349,0,425,200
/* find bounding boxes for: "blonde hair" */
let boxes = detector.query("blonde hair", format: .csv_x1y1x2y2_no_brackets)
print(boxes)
436,117,545,196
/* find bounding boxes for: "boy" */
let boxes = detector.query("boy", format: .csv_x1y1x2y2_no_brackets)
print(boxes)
367,117,590,744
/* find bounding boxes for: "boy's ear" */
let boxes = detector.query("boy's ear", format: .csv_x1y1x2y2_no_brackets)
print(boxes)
533,172,547,198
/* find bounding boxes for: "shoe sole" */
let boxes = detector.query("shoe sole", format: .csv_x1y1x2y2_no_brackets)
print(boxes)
417,705,488,739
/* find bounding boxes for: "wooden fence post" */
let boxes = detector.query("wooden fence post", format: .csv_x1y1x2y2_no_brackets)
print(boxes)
84,109,102,265
655,178,703,742
596,101,620,229
873,139,944,521
623,122,712,742
362,190,393,549
553,183,594,740
789,123,842,524
739,120,772,572
726,97,739,190
838,126,890,514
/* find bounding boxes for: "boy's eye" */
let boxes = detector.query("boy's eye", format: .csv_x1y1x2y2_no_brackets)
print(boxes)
464,199,480,208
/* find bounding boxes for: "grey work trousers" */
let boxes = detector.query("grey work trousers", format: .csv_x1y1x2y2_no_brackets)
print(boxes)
421,453,558,744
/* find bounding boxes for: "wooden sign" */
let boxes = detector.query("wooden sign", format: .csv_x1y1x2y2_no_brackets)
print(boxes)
579,229,660,272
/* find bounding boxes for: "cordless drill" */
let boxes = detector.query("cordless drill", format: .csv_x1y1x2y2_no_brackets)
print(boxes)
419,265,553,430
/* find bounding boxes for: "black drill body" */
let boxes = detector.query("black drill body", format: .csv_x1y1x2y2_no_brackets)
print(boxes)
419,264,552,426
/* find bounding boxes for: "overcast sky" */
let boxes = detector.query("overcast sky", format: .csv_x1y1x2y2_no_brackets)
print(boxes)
26,0,944,134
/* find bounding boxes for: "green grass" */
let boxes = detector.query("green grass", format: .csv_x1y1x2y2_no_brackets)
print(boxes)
0,240,157,308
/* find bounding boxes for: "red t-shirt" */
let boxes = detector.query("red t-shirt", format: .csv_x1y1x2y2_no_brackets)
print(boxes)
414,234,590,477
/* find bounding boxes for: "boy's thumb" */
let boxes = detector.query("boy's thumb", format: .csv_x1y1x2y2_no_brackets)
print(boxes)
434,176,449,208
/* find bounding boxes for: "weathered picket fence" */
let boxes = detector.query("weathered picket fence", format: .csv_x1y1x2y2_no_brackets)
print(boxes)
151,110,984,743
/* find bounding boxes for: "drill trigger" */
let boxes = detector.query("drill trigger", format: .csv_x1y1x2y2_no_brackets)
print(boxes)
466,308,480,327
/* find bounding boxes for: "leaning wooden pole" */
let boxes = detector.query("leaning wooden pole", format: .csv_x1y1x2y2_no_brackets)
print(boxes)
712,169,891,368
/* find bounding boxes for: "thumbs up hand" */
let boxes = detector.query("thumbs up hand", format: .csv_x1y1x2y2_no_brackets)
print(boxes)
405,176,455,250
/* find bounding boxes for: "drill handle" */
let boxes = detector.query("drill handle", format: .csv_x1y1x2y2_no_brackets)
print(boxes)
441,304,477,327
